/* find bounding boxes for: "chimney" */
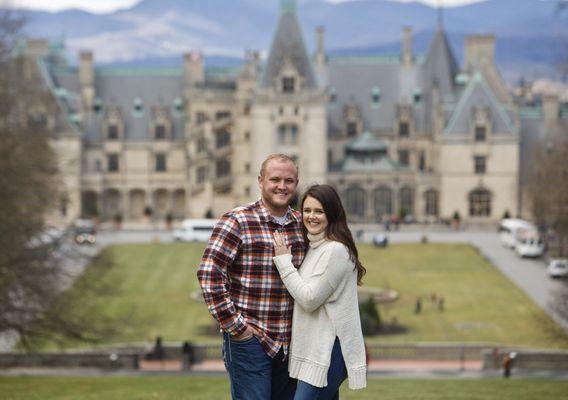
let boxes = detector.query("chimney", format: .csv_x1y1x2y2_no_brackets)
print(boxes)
465,34,495,72
184,51,204,87
244,50,260,78
315,26,326,68
542,95,559,127
79,51,94,112
402,27,413,67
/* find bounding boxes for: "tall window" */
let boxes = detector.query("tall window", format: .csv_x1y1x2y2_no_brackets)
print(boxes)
399,122,409,138
399,186,414,218
155,154,167,172
345,186,365,218
282,77,295,93
346,122,358,138
107,124,119,140
216,129,231,148
469,189,491,217
424,189,439,216
398,150,410,166
107,154,119,172
216,159,231,178
475,125,486,142
373,187,392,218
419,151,426,172
155,124,166,139
474,156,486,174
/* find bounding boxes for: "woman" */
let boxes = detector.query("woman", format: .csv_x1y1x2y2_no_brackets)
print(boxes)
273,184,367,399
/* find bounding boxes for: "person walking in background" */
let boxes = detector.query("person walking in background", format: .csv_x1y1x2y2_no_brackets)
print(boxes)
197,154,304,400
273,184,367,399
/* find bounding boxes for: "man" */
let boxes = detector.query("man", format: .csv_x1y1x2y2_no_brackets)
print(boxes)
197,154,305,399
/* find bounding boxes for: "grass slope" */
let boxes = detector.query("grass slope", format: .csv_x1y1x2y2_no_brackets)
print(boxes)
65,242,567,348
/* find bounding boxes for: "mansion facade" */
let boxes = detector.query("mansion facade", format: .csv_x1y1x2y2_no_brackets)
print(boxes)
27,0,566,227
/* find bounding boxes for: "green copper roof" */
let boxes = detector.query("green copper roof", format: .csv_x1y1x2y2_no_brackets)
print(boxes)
281,0,297,14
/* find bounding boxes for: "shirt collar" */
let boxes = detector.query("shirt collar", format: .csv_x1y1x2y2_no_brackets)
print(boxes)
256,198,300,226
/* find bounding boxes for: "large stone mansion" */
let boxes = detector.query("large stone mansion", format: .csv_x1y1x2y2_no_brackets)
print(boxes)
25,0,566,227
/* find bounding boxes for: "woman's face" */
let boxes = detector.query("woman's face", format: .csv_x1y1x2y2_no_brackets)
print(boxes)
302,196,328,235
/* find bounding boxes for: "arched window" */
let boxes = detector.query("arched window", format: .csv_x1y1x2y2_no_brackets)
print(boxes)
424,189,439,216
469,188,492,217
399,186,414,218
345,186,366,218
373,187,392,218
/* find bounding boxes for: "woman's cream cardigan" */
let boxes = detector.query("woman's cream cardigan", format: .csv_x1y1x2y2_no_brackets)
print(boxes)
273,232,367,389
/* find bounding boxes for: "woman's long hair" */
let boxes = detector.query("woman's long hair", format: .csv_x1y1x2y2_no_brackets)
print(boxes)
301,184,366,285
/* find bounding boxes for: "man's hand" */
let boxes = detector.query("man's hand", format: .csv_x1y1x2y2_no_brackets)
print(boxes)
233,324,263,341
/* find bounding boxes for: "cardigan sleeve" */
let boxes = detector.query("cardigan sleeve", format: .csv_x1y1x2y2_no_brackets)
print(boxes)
273,243,352,313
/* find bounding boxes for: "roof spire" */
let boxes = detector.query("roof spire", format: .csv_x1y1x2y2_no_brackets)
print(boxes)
281,0,297,14
437,0,444,30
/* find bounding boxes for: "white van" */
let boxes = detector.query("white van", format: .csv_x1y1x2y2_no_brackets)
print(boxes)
173,219,217,242
498,218,544,257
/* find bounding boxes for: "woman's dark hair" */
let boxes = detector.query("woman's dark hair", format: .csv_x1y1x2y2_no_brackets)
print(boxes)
301,184,366,285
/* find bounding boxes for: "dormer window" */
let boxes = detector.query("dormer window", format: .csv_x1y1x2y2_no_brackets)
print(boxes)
132,97,144,117
155,124,166,140
108,124,119,140
172,97,184,116
282,77,295,93
475,125,486,142
371,87,381,107
93,98,103,114
329,88,337,106
413,88,422,105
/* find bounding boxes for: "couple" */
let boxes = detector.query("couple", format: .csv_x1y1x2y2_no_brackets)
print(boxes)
197,154,367,399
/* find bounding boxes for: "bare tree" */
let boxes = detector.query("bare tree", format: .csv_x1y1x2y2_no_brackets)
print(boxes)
529,131,568,258
0,11,120,349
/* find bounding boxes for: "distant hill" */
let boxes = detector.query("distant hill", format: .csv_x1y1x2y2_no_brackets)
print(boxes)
8,0,568,82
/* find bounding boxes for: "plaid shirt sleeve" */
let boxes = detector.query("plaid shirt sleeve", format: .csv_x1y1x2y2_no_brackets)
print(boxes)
197,213,247,336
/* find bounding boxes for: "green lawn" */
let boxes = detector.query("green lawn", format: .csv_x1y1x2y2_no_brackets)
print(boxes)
63,242,567,348
1,377,567,400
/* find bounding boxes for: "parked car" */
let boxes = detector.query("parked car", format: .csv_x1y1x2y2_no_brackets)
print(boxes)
547,259,568,278
372,234,388,247
74,219,96,245
498,218,544,257
173,219,217,242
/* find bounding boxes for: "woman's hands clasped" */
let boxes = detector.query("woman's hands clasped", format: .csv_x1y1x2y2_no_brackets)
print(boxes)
273,231,292,256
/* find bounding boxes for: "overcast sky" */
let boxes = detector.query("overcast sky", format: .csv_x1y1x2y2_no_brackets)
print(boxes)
3,0,489,14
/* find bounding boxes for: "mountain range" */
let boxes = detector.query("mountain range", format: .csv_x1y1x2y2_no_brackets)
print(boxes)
9,0,568,82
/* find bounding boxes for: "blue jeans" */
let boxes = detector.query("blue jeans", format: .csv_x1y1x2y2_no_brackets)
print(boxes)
222,332,296,400
294,337,347,400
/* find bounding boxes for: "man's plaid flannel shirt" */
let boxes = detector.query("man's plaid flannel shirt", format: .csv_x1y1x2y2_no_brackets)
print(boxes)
197,199,305,358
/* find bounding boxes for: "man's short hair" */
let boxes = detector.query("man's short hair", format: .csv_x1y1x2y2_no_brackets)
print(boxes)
259,153,298,178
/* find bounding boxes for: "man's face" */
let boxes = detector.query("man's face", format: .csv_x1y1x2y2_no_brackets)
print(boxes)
258,160,298,215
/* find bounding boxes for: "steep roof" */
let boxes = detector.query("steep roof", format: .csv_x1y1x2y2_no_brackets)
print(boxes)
423,27,459,101
51,68,186,143
261,3,316,89
444,72,516,136
327,57,427,135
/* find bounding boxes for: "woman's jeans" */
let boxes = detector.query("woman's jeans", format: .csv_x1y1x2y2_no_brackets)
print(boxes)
294,337,347,400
